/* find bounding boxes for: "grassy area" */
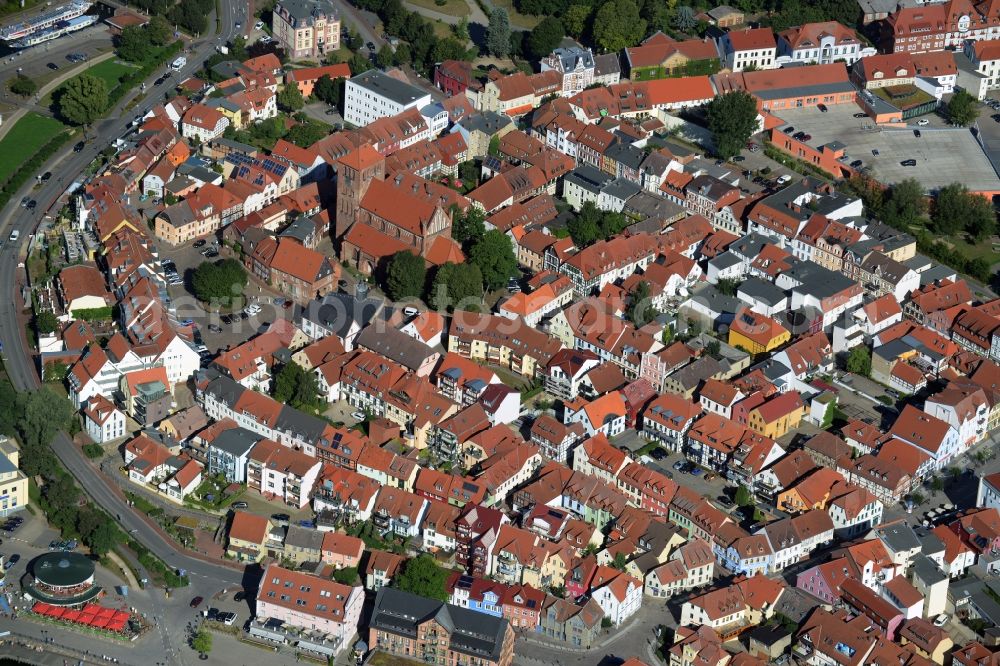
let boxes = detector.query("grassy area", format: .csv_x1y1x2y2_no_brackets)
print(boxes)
406,0,470,15
432,20,454,39
42,59,140,107
367,653,427,666
0,112,66,185
485,0,540,28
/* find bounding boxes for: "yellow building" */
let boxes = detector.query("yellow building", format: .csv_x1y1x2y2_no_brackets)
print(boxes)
226,510,272,563
747,392,804,440
728,311,790,355
0,437,28,516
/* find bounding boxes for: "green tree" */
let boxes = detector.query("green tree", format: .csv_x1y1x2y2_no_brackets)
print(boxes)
599,210,628,239
526,17,564,61
592,0,646,53
673,5,697,32
846,345,871,377
469,230,517,291
313,74,341,106
191,258,248,306
821,400,835,429
735,484,752,507
191,629,212,655
933,182,996,241
333,566,358,585
277,83,305,111
35,311,58,335
882,178,927,229
625,281,657,328
8,74,37,97
611,552,628,570
87,521,121,556
58,74,109,126
148,14,173,46
394,553,449,601
452,206,486,248
947,90,978,126
567,201,602,247
394,43,413,66
453,16,470,41
486,7,512,58
116,25,149,62
706,90,758,159
385,250,427,301
563,4,592,37
284,119,328,148
273,362,322,410
432,262,484,310
376,44,395,68
349,53,371,77
715,278,741,296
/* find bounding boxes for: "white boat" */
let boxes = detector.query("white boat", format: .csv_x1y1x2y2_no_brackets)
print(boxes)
0,1,91,43
9,13,96,49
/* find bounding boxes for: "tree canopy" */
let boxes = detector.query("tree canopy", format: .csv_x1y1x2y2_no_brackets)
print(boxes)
452,205,486,249
881,178,927,229
526,17,564,61
486,7,512,58
8,74,37,97
313,74,341,107
625,281,657,328
469,230,518,291
192,629,213,655
385,250,427,301
592,0,647,53
58,74,109,126
432,262,483,310
273,362,322,411
191,258,247,306
932,182,996,241
116,25,150,62
277,83,305,111
846,346,871,377
147,15,173,45
394,553,449,601
706,90,758,160
946,89,978,126
36,311,58,335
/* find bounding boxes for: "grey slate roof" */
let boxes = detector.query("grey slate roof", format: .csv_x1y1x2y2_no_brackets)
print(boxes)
284,524,325,552
356,325,439,372
548,46,595,73
738,278,787,308
350,69,426,106
211,427,262,457
565,164,613,194
601,178,641,202
371,587,510,662
301,292,382,339
278,0,337,23
457,111,513,136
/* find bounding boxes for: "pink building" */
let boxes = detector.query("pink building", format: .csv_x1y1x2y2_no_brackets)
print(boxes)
256,564,363,656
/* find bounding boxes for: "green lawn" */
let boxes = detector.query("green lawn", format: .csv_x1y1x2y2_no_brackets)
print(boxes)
42,59,139,107
0,112,66,184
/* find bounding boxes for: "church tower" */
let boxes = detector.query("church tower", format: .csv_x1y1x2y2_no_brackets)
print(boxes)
335,144,385,240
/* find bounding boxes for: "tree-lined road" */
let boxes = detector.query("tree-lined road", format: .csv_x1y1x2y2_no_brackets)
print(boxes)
0,0,249,588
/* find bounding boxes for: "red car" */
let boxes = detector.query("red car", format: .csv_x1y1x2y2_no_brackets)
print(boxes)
190,596,204,608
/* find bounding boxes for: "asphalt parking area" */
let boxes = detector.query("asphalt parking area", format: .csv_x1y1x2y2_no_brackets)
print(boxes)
771,104,1000,192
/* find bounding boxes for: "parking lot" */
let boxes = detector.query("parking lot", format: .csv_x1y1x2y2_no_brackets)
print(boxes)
160,242,297,354
771,104,1000,192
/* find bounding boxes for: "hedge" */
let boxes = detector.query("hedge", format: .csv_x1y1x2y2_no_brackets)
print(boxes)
73,306,113,322
0,131,72,209
107,41,184,109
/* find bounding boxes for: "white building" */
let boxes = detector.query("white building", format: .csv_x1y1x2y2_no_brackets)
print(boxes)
83,395,126,444
591,571,642,626
343,69,431,128
957,39,1000,100
540,46,595,96
272,0,341,60
777,21,872,65
717,27,777,71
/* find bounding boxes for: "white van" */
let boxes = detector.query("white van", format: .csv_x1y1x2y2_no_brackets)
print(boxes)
9,230,19,243
170,56,186,72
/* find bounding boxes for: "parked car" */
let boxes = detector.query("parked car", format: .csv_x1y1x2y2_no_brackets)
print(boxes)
718,496,734,507
351,410,366,420
234,591,246,602
203,608,219,621
872,149,880,156
933,614,949,627
690,467,705,477
245,304,261,316
231,501,249,509
208,324,222,333
193,239,206,248
271,513,290,522
190,596,204,608
913,129,922,137
732,155,745,162
73,141,86,152
853,112,867,118
4,554,19,570
850,160,863,168
817,103,828,112
649,448,667,460
672,460,686,471
917,119,930,126
46,62,58,70
783,126,795,134
901,158,917,166
776,174,792,185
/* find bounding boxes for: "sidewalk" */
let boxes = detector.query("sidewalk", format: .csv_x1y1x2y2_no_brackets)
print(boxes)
0,50,114,143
